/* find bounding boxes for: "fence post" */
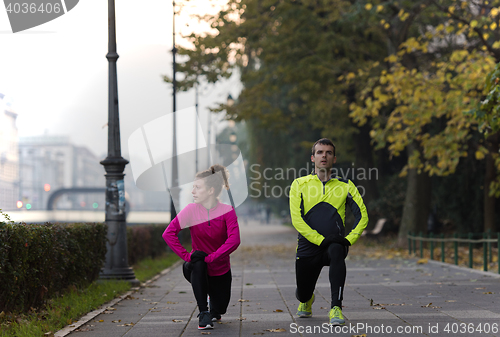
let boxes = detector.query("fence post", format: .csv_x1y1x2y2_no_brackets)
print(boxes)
497,232,500,274
414,232,417,255
419,231,423,258
468,232,473,269
487,229,492,263
441,233,445,263
430,232,434,260
408,231,412,255
483,232,488,272
454,233,458,265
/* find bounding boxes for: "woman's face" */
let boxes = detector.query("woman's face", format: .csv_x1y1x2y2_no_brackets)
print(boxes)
192,178,213,204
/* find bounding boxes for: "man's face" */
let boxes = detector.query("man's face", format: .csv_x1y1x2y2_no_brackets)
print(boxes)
311,144,336,170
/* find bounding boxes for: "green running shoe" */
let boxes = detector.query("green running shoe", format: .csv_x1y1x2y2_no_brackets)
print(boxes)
329,306,345,325
297,294,315,317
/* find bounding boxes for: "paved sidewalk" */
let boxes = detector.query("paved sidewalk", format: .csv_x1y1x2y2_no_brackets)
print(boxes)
64,223,500,337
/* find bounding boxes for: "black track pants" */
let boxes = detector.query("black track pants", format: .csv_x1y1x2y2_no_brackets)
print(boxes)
183,261,232,314
295,243,348,308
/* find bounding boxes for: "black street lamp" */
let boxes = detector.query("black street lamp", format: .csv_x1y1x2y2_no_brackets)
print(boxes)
99,0,139,285
170,0,179,222
195,82,199,174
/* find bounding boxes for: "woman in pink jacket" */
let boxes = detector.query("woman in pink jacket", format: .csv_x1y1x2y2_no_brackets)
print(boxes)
162,164,240,330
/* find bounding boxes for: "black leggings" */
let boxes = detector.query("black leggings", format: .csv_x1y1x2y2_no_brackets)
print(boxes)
183,261,232,314
295,243,348,308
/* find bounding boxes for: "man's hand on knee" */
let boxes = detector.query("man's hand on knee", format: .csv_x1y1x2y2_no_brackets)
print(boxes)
319,235,351,249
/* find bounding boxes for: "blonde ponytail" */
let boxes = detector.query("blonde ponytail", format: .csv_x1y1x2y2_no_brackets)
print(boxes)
196,164,230,197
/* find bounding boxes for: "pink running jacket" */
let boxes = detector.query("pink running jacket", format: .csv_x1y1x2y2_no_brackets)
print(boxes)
162,201,240,276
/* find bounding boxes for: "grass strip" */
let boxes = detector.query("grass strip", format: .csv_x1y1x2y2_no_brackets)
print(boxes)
133,253,181,283
0,253,181,337
0,280,130,337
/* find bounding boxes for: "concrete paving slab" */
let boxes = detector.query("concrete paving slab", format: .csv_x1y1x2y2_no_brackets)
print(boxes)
59,222,500,336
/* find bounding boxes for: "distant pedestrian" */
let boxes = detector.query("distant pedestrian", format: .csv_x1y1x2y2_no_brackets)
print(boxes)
265,205,271,224
163,164,240,330
289,138,368,325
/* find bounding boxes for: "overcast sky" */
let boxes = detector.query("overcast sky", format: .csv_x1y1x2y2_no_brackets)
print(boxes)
0,0,241,159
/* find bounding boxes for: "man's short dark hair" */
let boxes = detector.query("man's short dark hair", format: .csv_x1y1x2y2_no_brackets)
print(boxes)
312,138,335,156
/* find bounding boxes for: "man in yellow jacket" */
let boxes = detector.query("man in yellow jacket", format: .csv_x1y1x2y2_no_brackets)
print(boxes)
289,138,368,326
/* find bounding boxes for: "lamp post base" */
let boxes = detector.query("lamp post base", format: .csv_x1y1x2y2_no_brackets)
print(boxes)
100,267,140,286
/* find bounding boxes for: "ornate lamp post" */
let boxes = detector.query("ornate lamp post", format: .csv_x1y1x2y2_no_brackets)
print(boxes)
99,0,139,285
170,0,179,222
195,82,199,174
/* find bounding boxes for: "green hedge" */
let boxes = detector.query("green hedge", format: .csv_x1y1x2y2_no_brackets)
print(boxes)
127,224,177,265
0,222,107,313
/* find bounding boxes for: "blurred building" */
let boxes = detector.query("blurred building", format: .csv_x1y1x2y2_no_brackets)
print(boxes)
17,135,168,212
19,135,105,210
0,93,19,210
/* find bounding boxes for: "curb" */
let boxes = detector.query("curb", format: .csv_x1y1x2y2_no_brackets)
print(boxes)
426,259,500,279
54,260,183,337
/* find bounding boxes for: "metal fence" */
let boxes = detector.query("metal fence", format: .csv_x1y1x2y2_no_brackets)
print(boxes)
407,231,500,274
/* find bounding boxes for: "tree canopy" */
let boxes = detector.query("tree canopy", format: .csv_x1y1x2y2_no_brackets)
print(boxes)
168,0,500,234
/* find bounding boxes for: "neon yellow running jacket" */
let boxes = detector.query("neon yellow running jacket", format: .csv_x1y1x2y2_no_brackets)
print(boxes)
289,173,368,257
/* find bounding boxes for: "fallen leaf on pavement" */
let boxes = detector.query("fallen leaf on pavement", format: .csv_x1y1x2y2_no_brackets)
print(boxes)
417,258,428,264
112,320,121,323
265,328,286,332
274,309,283,312
172,319,183,322
201,332,211,335
421,303,441,308
238,299,249,302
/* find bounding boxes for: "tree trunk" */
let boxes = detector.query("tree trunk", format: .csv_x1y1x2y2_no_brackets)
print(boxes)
354,122,380,228
484,132,499,232
397,145,432,247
